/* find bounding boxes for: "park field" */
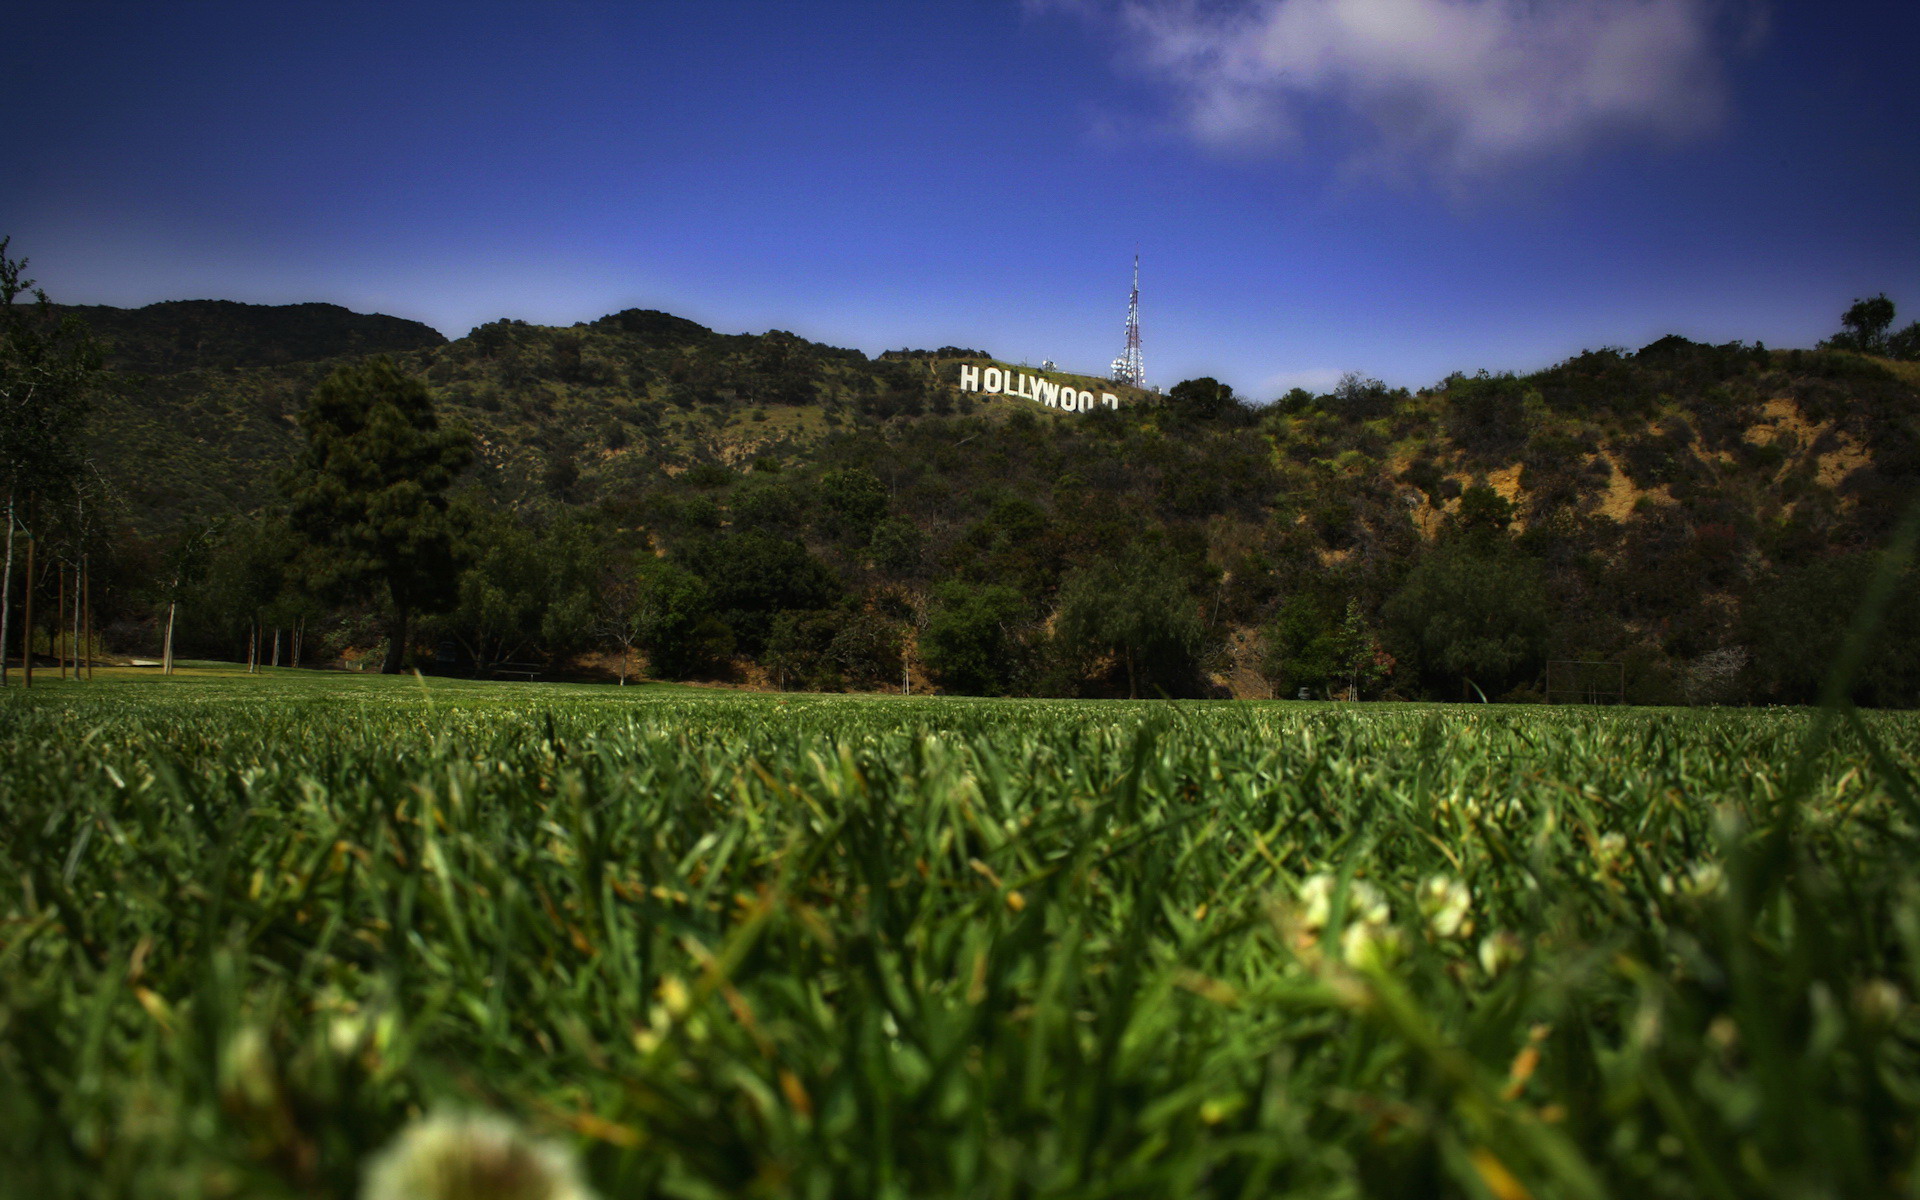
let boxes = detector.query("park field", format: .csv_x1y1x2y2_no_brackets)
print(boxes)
3,668,1919,1198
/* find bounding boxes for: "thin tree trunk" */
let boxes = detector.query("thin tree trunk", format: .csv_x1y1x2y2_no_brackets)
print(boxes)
22,533,34,687
272,627,280,668
163,600,176,674
58,564,67,680
70,562,80,681
292,618,302,669
83,556,92,680
382,600,410,674
0,491,12,688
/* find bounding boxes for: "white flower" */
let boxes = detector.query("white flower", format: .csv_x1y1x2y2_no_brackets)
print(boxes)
362,1111,598,1200
1341,920,1406,970
1346,879,1391,927
1297,873,1389,931
1478,932,1524,977
1417,875,1472,938
1678,861,1724,900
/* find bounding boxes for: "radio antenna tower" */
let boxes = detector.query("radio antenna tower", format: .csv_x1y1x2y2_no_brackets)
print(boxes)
1111,253,1145,389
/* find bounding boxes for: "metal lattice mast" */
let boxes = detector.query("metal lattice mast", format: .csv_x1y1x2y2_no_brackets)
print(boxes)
1116,254,1145,389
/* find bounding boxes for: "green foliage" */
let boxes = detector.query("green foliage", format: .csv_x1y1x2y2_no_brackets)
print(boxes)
1822,293,1896,355
1453,483,1515,536
1053,545,1207,697
1442,372,1533,458
1264,593,1345,696
868,515,924,575
1164,376,1240,422
5,675,1920,1196
681,531,840,656
1745,551,1920,706
287,357,474,673
628,557,734,679
48,298,444,374
1386,541,1548,695
765,607,901,691
193,514,304,653
435,510,602,672
42,290,1920,703
921,581,1030,695
815,467,888,543
0,237,101,509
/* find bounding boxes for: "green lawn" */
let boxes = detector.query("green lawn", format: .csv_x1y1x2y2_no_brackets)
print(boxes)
3,671,1917,1197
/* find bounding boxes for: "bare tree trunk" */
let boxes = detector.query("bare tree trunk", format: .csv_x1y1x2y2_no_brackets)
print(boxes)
382,600,410,674
272,627,281,668
58,565,67,680
162,601,176,675
292,618,302,669
70,562,80,681
21,533,34,687
83,556,92,680
0,491,12,688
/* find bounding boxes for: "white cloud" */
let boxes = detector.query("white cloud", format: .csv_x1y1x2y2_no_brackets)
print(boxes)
1053,0,1761,177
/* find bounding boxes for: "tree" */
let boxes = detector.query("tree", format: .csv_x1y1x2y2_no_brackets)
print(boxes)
816,468,889,544
1745,552,1920,707
435,509,553,675
682,531,840,655
921,581,1029,696
1822,294,1896,356
1263,594,1345,698
627,558,734,679
1334,598,1392,700
198,515,297,671
287,357,473,673
0,238,100,687
1385,541,1548,697
869,516,924,576
1052,547,1206,698
1165,377,1239,422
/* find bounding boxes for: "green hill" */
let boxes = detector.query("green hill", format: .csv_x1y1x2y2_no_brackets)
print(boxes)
53,299,1920,706
52,299,446,373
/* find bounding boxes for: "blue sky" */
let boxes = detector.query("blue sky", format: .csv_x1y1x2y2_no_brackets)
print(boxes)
8,0,1917,397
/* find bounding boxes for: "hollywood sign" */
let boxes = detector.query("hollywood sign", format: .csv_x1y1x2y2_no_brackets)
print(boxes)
957,365,1120,413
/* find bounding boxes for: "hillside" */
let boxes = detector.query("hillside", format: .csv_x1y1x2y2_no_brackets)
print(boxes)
56,300,1920,706
52,299,446,374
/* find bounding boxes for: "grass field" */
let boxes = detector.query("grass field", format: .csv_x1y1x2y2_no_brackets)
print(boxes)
3,668,1918,1198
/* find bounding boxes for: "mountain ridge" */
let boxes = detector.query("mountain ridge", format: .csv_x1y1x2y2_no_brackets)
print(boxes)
53,294,1920,705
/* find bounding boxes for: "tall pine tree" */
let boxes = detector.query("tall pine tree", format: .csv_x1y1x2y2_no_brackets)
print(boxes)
288,356,472,673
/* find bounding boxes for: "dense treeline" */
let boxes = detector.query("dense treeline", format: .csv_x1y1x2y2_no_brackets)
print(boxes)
7,253,1920,705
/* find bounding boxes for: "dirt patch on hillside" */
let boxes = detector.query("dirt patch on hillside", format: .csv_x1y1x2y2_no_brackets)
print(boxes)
1817,442,1872,490
1596,454,1675,522
1212,626,1273,700
1743,397,1820,448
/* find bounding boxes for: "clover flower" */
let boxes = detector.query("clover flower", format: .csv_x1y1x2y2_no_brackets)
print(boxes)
1340,919,1407,970
1478,931,1525,977
1417,874,1473,939
362,1111,597,1200
1297,873,1389,932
